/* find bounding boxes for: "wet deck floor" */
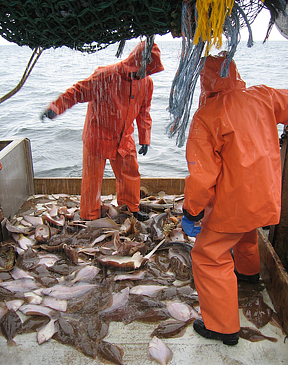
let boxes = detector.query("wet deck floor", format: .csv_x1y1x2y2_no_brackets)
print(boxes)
1,286,287,365
1,193,288,365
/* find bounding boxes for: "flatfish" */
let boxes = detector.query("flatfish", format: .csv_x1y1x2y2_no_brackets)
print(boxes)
97,340,124,365
16,247,40,271
0,278,41,293
0,310,22,345
148,336,173,365
35,224,51,242
75,332,98,359
167,301,201,322
239,327,277,342
22,316,50,333
243,294,273,328
53,317,77,345
37,319,57,344
151,320,189,338
0,245,17,272
41,283,97,300
87,317,109,341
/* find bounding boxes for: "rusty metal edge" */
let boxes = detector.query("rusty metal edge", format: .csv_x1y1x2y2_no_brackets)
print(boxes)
258,227,288,335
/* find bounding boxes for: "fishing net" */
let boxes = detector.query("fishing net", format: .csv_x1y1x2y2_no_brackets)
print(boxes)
166,0,288,147
0,0,183,52
0,0,282,52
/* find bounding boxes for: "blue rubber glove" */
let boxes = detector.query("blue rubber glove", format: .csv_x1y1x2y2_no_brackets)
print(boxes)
181,216,201,237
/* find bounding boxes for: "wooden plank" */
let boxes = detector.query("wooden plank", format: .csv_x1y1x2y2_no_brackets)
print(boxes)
258,227,288,335
33,177,185,196
138,177,185,195
269,136,288,271
33,177,82,195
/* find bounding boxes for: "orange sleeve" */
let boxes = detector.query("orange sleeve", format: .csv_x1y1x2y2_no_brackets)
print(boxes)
271,87,288,126
136,78,153,145
183,116,222,217
48,71,104,115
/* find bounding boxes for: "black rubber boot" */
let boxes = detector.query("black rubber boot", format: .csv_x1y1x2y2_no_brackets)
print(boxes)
234,269,259,284
132,211,149,222
193,319,239,346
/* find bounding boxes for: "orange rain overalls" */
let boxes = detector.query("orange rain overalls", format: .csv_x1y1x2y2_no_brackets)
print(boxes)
183,54,288,334
48,42,164,220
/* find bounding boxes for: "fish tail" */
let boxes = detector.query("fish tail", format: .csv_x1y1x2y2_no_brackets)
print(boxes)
7,339,17,346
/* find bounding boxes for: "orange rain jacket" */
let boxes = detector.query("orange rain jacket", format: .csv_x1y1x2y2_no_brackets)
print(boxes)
48,42,164,159
183,54,288,233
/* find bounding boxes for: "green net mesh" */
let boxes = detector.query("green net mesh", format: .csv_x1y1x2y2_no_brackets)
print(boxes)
0,0,283,53
0,0,183,52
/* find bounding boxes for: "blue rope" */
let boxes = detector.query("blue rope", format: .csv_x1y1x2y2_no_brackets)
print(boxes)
167,1,205,148
137,35,156,78
221,4,240,77
220,2,254,78
234,2,253,48
167,0,258,147
115,39,126,58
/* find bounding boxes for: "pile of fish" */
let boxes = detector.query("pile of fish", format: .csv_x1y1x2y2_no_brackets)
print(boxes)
0,192,284,364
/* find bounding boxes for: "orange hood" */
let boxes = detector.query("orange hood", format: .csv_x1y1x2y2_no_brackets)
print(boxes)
120,41,164,76
199,53,246,106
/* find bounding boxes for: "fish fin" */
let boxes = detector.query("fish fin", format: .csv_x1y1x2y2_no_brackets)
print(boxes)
7,339,17,346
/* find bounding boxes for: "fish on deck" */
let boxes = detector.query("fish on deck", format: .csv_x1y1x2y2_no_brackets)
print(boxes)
0,191,286,364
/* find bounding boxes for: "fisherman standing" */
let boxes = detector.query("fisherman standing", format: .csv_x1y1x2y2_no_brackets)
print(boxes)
181,53,288,345
41,41,164,221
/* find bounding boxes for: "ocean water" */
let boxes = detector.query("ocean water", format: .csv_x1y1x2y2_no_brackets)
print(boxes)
0,39,287,178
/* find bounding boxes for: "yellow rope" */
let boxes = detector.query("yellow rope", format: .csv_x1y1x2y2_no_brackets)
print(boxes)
193,0,235,55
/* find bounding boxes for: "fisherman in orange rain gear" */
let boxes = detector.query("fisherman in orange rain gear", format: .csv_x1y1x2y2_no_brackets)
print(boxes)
40,41,164,221
181,53,288,345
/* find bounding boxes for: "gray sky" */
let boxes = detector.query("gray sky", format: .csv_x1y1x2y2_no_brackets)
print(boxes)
0,8,285,45
240,7,285,41
157,8,285,42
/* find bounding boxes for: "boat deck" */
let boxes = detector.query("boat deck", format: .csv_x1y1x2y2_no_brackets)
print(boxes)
0,172,287,364
0,287,287,365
